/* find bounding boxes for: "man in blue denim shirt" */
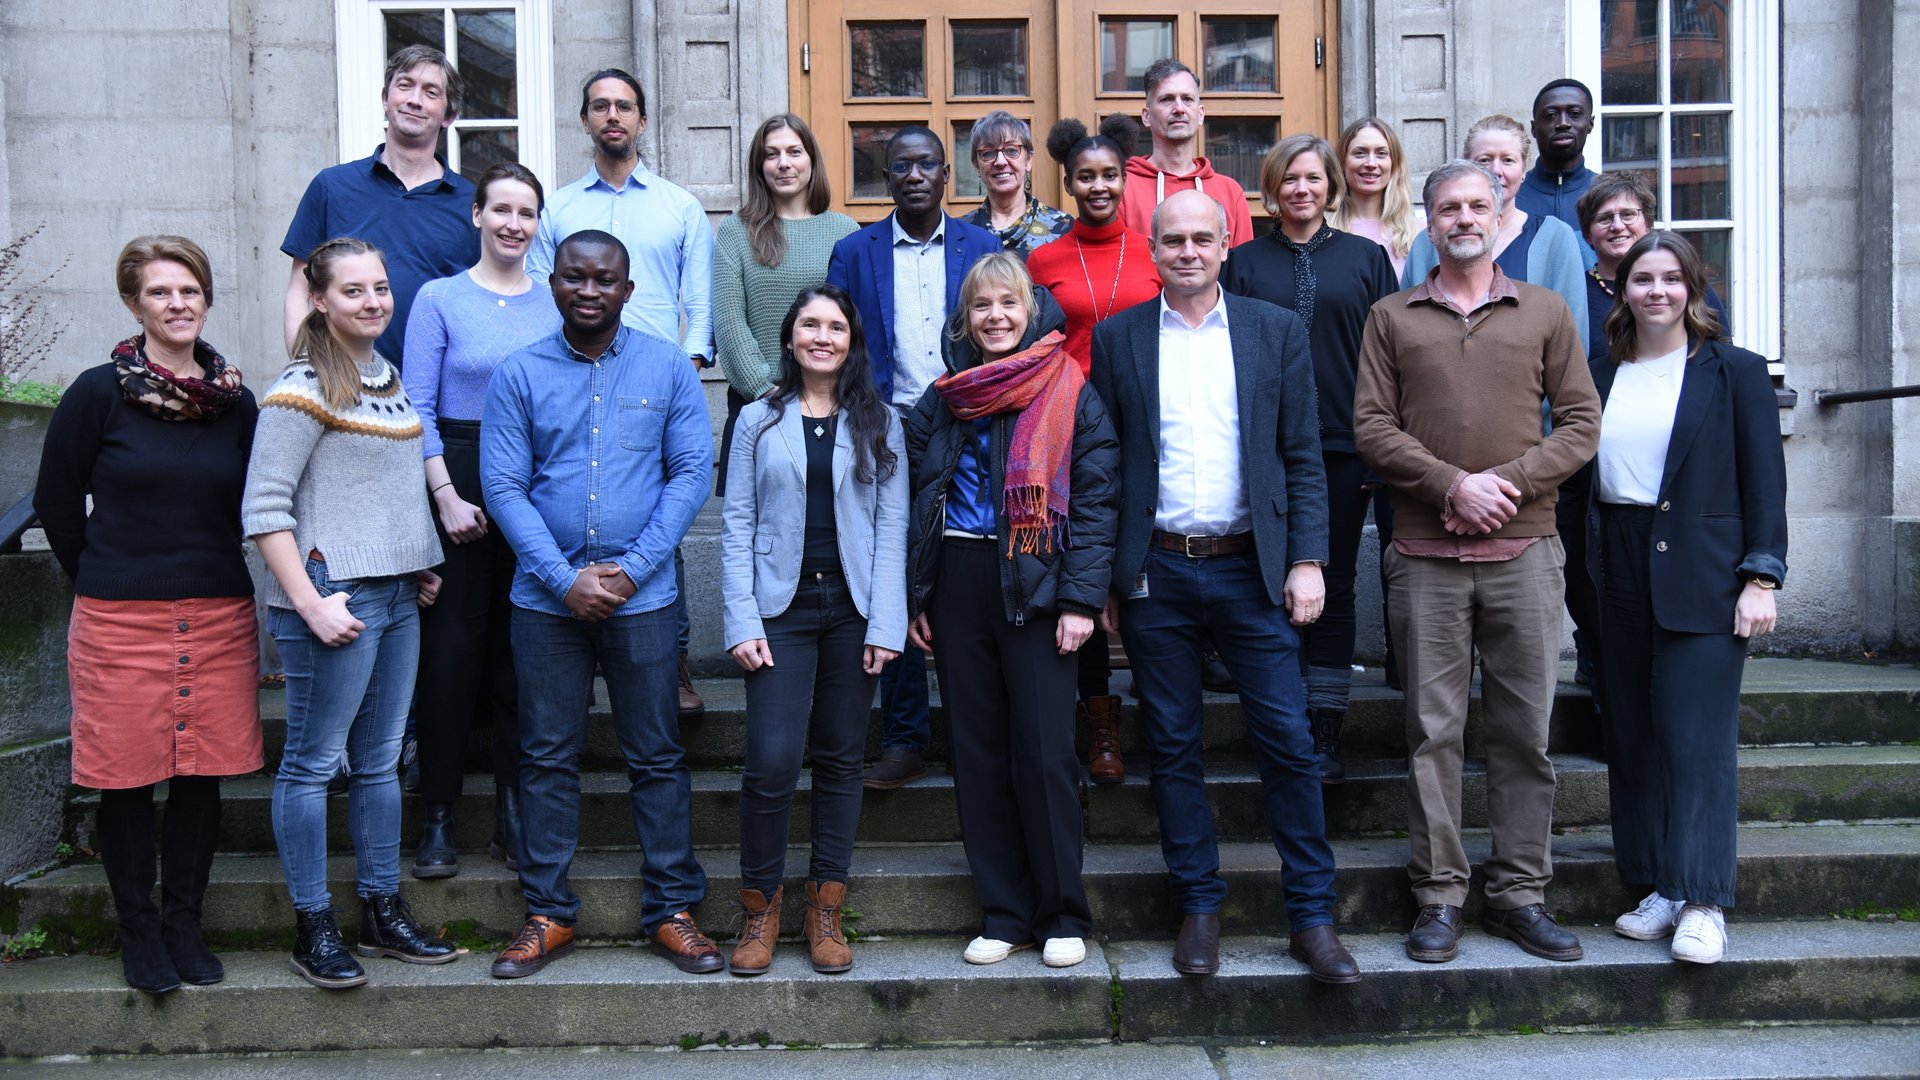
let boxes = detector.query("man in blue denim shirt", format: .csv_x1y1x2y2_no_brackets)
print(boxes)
479,230,724,977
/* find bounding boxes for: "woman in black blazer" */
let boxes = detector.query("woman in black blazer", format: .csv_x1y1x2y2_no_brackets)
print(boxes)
1586,231,1787,967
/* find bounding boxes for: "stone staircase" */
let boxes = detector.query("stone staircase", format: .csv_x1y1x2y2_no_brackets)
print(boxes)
3,658,1919,1066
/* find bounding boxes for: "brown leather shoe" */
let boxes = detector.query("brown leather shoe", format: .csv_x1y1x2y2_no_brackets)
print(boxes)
1483,902,1584,962
1084,695,1124,784
491,915,574,979
730,887,781,977
1172,913,1220,975
1406,903,1464,963
803,880,853,974
862,746,927,790
677,655,704,720
652,911,725,973
1288,924,1360,984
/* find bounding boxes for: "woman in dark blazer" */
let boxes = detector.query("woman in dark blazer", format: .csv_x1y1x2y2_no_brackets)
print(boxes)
1586,231,1787,966
720,284,907,976
906,253,1119,969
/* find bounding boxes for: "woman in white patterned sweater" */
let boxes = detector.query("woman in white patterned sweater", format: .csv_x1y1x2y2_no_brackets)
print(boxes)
242,237,456,990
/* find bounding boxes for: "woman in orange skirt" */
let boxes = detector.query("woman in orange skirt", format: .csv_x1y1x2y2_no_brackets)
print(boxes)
34,235,263,994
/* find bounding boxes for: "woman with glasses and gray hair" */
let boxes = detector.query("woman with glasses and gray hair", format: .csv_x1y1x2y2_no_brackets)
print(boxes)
962,110,1074,259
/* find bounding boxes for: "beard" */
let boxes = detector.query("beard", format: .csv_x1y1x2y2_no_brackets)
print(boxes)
594,130,637,160
1440,227,1490,262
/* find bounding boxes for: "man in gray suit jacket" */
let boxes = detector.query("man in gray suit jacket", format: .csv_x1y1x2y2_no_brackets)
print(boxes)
1088,190,1356,984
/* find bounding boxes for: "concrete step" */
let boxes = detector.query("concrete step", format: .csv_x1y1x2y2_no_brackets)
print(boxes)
2,922,1916,1059
14,823,1918,948
164,745,1920,855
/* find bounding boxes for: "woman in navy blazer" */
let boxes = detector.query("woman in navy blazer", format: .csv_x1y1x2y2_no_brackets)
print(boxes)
719,284,908,976
1586,232,1786,967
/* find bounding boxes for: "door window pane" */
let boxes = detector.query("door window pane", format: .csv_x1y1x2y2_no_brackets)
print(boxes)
1204,118,1276,194
1599,0,1658,105
1670,0,1730,103
850,123,905,200
850,22,925,98
385,10,443,53
1602,113,1661,174
1203,18,1275,93
953,21,1028,97
1100,19,1174,94
1669,112,1730,219
456,11,517,119
1676,227,1731,324
456,128,518,183
952,120,983,199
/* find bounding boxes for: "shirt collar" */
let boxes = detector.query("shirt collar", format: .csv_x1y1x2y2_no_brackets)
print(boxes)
1407,263,1520,314
560,325,632,365
1158,287,1229,331
368,144,454,191
585,160,652,194
890,213,947,248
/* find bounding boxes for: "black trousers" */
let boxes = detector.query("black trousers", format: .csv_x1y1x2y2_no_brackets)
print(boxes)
738,571,877,892
1301,451,1371,713
1077,624,1112,700
415,421,520,802
1596,504,1745,907
1559,468,1601,680
929,539,1091,942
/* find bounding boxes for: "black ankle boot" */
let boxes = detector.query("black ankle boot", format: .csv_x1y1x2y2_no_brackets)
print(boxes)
159,776,224,984
411,802,458,879
290,907,367,988
97,786,182,994
1311,708,1347,785
357,893,458,964
489,785,522,871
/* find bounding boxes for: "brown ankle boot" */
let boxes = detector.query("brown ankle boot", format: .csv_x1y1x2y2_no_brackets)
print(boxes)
803,880,853,974
1084,695,1124,784
730,886,781,977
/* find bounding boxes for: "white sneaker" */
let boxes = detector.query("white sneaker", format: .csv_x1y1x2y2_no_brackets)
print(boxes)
1042,937,1087,968
963,937,1031,965
1671,904,1727,964
1614,891,1686,940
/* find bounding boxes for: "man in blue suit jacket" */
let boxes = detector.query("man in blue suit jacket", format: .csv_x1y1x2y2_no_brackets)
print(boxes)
1089,190,1356,985
826,126,1002,789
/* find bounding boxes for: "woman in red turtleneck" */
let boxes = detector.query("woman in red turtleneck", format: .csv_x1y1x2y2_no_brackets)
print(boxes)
1026,114,1163,786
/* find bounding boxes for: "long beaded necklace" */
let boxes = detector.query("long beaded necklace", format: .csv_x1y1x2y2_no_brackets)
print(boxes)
1074,232,1128,322
1589,266,1616,299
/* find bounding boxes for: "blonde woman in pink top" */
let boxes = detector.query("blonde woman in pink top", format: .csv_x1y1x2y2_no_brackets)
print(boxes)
1329,118,1424,279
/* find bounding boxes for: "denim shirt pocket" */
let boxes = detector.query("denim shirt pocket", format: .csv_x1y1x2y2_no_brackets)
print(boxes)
619,396,668,452
304,556,362,599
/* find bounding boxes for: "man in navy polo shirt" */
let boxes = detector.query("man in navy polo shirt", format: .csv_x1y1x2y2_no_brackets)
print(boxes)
281,44,480,368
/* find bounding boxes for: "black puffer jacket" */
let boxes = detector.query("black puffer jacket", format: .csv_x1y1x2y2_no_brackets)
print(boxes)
905,287,1121,625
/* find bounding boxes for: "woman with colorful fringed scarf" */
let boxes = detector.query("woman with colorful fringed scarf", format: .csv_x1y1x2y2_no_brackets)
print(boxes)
903,252,1120,970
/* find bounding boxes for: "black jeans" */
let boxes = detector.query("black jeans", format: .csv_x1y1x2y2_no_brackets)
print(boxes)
1301,450,1371,713
415,420,519,802
738,571,878,893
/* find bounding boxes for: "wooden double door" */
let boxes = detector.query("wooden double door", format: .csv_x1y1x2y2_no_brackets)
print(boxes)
790,0,1339,224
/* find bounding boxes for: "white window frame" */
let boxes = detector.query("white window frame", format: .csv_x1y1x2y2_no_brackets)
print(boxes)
1567,0,1780,368
334,0,555,191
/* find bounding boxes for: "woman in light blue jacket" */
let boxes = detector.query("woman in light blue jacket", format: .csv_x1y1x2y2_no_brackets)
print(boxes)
720,283,908,977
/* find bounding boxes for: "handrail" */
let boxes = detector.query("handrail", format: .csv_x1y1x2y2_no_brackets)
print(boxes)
1815,384,1920,406
0,494,36,553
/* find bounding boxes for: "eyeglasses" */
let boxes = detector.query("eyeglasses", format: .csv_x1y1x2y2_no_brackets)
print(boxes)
973,144,1027,164
887,159,944,178
587,99,640,118
1595,209,1645,227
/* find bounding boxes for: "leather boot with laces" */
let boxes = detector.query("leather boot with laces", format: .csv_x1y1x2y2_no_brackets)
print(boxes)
357,893,458,964
804,880,853,974
290,907,367,989
1310,708,1347,785
652,911,725,974
491,915,574,979
730,886,782,977
1083,695,1124,784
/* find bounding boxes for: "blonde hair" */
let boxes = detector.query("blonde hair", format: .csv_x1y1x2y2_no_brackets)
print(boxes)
116,235,214,307
1328,118,1419,260
1258,135,1344,221
1463,114,1532,169
951,252,1037,349
289,237,386,409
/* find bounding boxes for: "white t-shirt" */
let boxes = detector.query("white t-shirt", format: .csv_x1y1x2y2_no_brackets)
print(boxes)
1596,344,1687,506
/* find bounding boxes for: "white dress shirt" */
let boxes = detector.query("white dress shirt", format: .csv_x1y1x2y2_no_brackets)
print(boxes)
1155,290,1249,535
1597,343,1687,506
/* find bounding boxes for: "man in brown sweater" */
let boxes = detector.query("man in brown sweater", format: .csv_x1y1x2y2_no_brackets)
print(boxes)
1353,159,1599,967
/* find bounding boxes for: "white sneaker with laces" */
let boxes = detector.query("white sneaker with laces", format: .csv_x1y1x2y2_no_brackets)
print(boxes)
1042,937,1087,968
1671,904,1727,964
963,937,1031,965
1614,891,1686,940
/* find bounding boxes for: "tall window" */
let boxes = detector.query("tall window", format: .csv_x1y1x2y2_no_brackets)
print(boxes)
334,0,555,188
1571,0,1780,364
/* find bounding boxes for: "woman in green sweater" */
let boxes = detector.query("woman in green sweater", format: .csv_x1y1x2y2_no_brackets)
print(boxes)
712,113,858,494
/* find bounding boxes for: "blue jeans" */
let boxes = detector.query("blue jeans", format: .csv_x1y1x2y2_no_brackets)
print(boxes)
269,565,420,912
1119,547,1337,929
512,604,706,932
878,645,932,753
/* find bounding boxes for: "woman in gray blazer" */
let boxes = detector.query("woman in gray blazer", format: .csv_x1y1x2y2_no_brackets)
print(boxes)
720,284,908,977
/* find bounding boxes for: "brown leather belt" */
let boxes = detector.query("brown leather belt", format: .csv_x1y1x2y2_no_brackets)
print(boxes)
1151,530,1252,557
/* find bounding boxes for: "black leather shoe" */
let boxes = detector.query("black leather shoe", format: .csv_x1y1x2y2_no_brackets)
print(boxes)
862,747,928,790
1288,924,1360,984
1406,903,1463,963
1483,903,1584,961
290,907,367,989
1173,913,1221,975
411,802,459,880
357,893,458,964
489,785,523,871
1200,650,1234,693
1310,708,1347,785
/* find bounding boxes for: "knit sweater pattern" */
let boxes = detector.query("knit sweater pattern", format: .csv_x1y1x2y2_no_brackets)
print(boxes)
711,211,859,402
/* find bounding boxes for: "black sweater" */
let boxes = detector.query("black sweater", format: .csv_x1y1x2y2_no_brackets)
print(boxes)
34,362,258,599
1222,227,1400,453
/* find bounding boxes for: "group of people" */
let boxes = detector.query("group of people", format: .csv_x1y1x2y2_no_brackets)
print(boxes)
37,43,1785,998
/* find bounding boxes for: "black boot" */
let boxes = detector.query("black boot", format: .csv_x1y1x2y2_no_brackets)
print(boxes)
290,907,367,988
96,786,182,995
1311,708,1347,785
489,785,522,871
411,801,458,879
158,776,224,985
356,893,458,964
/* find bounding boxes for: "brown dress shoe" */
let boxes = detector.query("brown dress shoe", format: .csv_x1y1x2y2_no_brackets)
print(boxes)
1406,903,1463,963
1288,924,1360,984
1173,913,1220,975
1483,902,1584,962
491,915,574,979
804,880,853,974
677,655,704,720
1083,695,1124,784
652,911,726,973
862,746,927,790
730,887,782,977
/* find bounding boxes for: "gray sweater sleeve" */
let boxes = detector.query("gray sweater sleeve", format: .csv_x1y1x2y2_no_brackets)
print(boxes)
241,393,325,538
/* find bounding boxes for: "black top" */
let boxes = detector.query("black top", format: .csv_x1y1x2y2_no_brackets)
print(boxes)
800,411,839,575
1221,227,1400,453
33,361,259,599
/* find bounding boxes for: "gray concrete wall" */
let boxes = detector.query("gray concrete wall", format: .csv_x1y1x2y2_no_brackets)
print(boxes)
0,552,73,883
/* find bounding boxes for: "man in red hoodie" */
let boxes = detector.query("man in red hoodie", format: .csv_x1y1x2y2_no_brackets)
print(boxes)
1119,58,1256,249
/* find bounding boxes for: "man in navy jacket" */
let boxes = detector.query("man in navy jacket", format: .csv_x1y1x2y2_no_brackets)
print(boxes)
1518,78,1598,267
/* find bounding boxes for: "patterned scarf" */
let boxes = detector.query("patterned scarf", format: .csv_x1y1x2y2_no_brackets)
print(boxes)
1275,223,1337,334
934,330,1083,555
112,335,245,421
